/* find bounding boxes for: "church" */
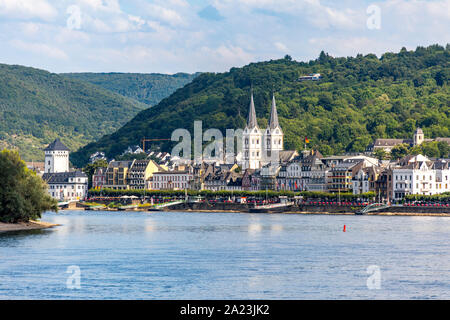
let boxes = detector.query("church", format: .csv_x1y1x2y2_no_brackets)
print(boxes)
241,90,284,170
42,139,88,201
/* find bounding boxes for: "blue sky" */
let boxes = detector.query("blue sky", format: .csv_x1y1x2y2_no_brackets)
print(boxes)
0,0,449,74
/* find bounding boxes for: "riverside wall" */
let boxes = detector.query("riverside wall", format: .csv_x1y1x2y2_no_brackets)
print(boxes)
165,202,450,215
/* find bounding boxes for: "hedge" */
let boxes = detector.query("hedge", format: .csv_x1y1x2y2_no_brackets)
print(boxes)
88,188,375,201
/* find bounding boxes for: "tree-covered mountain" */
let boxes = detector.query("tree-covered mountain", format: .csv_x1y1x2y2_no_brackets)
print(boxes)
71,44,450,167
0,64,148,161
61,72,199,106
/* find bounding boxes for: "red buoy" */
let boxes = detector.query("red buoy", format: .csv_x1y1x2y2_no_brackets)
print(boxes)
343,225,346,232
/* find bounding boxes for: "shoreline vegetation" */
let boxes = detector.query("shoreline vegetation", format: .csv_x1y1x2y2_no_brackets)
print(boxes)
0,150,59,231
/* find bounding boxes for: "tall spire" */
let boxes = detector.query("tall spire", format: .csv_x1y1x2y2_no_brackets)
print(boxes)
247,87,258,128
268,93,279,129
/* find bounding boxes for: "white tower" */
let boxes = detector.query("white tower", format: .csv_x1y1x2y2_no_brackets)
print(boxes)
264,93,283,160
413,128,424,146
44,139,70,173
242,90,263,170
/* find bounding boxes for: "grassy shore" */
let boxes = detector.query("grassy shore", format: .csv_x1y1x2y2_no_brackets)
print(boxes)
0,220,59,233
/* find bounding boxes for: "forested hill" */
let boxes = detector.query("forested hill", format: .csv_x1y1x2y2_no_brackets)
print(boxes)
71,44,450,167
61,72,199,106
0,64,148,161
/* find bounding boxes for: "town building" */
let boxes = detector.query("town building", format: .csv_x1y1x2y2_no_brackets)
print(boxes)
104,160,134,190
327,160,364,193
26,161,45,177
128,160,165,190
92,167,106,188
42,139,88,201
391,155,450,200
368,128,450,152
89,151,107,163
150,169,193,190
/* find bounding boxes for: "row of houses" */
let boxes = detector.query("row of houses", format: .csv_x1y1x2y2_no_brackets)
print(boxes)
93,148,450,202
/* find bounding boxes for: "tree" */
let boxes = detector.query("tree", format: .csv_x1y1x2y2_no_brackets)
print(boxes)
390,143,409,160
435,70,448,86
437,141,450,158
373,148,388,160
0,149,57,223
83,159,109,189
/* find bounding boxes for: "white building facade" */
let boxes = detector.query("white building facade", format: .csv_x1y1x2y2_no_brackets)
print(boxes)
392,155,450,200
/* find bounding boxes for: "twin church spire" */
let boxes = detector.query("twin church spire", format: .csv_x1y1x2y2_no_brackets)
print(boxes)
242,88,284,170
246,89,280,130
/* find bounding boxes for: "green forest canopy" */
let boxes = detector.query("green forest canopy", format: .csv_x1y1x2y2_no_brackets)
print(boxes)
0,66,197,161
61,72,199,106
71,44,450,167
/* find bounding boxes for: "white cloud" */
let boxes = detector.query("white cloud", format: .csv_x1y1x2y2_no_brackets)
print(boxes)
0,0,57,20
10,39,68,60
76,0,121,13
215,0,362,30
274,42,288,52
0,0,449,73
141,3,185,26
199,45,255,69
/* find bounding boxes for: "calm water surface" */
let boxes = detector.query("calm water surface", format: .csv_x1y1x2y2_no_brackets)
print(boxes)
0,210,449,299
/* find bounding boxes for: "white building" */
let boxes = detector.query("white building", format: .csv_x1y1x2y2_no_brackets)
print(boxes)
392,155,450,200
352,168,371,195
42,139,88,201
241,90,284,170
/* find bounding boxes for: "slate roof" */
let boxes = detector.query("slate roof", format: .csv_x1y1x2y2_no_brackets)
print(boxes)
44,139,70,151
42,171,87,183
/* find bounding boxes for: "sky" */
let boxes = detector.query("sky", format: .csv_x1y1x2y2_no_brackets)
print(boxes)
0,0,449,74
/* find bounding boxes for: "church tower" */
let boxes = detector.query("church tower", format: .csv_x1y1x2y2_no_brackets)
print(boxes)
413,128,424,146
44,139,70,173
264,93,284,158
242,90,263,170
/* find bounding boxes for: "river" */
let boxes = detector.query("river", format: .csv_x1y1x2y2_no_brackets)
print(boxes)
0,210,449,299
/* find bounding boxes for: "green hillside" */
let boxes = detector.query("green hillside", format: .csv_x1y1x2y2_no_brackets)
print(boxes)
0,64,148,161
71,44,450,167
62,72,199,106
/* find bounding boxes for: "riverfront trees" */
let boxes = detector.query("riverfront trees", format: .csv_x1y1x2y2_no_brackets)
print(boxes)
0,149,57,223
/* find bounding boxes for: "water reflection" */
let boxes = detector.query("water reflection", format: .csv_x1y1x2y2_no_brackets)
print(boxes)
248,223,263,235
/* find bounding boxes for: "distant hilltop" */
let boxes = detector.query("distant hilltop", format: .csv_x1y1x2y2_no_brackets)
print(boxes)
0,64,198,161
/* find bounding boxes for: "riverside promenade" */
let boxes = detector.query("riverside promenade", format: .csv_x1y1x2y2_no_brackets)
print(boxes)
150,201,450,215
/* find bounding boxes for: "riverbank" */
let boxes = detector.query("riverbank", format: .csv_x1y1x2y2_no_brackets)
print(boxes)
0,220,59,233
